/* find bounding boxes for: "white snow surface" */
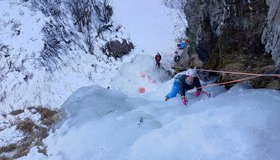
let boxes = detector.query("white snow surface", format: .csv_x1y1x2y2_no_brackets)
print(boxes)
19,84,280,160
1,0,280,160
0,0,123,111
0,0,186,111
112,0,187,55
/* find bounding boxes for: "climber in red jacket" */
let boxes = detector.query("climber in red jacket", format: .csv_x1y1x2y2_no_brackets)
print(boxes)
155,53,161,68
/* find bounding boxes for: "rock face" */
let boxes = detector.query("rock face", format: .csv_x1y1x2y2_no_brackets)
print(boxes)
184,0,280,89
262,0,280,72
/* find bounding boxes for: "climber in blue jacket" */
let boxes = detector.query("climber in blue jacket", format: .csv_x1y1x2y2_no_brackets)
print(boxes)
177,40,186,50
165,69,202,105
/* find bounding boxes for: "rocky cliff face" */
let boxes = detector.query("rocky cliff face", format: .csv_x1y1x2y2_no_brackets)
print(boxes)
184,0,280,89
262,0,280,72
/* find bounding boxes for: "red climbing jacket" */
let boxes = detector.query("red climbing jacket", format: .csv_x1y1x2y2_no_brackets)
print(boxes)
155,54,161,62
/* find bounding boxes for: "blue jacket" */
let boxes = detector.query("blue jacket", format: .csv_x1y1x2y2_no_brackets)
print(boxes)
179,41,186,49
166,74,202,99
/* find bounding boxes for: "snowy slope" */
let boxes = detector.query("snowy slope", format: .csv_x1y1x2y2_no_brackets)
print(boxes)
0,0,187,158
112,0,187,55
18,84,280,160
0,0,186,112
0,0,119,111
3,1,279,160
110,0,187,96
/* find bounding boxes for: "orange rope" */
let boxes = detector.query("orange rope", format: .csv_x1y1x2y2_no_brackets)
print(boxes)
197,76,261,89
172,67,280,89
174,66,280,78
192,68,280,78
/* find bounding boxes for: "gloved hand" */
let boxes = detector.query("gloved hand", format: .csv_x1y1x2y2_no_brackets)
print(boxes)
195,91,200,97
181,97,187,105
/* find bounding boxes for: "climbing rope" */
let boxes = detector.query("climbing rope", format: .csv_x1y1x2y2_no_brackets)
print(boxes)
193,68,280,78
173,66,280,78
197,76,261,89
173,66,280,88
